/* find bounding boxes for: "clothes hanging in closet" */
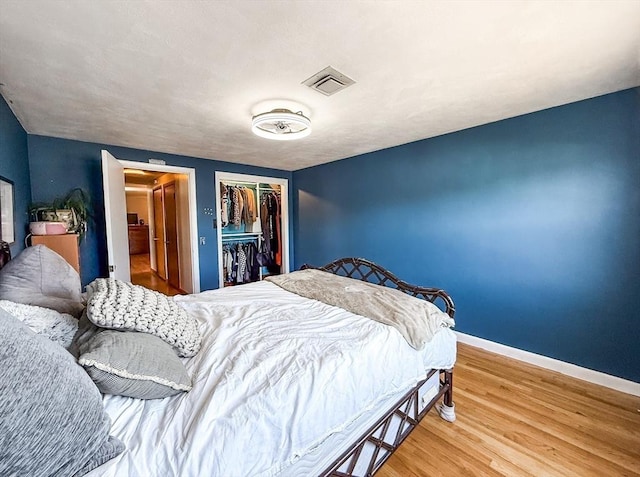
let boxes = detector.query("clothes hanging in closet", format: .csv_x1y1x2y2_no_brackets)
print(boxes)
260,192,281,271
223,184,258,229
220,184,229,227
222,241,260,284
231,187,244,227
241,188,257,224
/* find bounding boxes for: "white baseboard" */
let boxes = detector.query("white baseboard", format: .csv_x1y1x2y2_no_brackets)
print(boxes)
455,332,640,397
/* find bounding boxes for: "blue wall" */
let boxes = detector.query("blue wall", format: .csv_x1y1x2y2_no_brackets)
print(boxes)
293,88,640,382
0,94,31,257
9,86,640,381
27,136,293,290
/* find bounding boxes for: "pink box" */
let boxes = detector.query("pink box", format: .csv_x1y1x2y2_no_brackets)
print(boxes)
29,221,68,235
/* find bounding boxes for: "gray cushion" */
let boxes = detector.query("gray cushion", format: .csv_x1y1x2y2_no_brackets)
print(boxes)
78,330,192,399
0,245,84,317
86,278,201,357
0,307,124,477
69,309,102,359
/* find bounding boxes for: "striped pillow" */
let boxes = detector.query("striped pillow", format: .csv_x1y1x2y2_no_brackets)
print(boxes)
78,330,192,399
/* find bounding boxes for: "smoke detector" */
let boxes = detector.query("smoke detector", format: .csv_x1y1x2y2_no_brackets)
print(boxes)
302,66,355,96
251,109,311,141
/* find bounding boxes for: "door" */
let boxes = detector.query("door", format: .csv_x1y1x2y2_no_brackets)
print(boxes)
164,182,180,290
152,186,167,280
101,150,131,281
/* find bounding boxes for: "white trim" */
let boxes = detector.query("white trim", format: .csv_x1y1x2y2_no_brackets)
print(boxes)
455,332,640,397
214,171,289,288
79,358,192,391
120,160,200,293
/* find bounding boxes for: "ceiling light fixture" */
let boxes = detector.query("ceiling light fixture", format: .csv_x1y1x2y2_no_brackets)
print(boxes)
251,109,311,141
123,168,146,175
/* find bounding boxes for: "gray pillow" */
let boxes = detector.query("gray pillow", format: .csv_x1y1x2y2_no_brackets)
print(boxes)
0,245,84,317
78,330,192,399
86,278,201,357
69,309,102,359
0,307,124,477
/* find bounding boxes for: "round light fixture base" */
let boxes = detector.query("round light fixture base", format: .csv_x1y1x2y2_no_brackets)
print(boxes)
252,109,311,141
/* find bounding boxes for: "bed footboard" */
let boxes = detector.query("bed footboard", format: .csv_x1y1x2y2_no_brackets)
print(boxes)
321,368,453,477
303,258,457,476
438,370,456,422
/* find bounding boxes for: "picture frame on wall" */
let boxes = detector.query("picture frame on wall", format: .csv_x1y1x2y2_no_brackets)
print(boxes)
0,176,15,244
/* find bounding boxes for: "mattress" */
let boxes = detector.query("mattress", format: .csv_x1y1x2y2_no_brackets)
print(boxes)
87,281,456,477
283,369,445,476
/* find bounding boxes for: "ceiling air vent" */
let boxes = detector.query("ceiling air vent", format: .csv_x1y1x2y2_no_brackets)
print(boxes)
302,66,355,96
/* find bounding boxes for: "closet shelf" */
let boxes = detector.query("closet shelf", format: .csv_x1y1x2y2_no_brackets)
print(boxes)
222,232,262,238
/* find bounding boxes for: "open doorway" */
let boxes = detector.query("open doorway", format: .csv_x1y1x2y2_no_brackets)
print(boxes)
124,169,186,295
101,151,200,293
100,157,200,299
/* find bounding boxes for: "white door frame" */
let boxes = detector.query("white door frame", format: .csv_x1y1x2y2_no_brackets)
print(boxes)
120,160,200,293
215,171,289,288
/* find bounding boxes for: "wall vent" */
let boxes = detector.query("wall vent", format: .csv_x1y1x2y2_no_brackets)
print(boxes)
302,66,355,96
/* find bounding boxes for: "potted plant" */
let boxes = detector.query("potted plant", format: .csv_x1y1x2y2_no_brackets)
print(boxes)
29,188,92,240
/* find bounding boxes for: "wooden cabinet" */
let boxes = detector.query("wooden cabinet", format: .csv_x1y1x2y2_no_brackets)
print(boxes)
31,234,80,273
128,225,150,255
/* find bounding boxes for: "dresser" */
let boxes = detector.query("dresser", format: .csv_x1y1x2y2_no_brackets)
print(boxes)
31,233,80,273
128,225,150,255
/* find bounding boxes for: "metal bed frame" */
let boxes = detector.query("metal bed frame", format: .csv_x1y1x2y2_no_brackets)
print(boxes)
301,257,456,477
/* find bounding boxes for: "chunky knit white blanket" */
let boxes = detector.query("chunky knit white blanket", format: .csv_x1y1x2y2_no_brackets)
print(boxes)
86,279,201,357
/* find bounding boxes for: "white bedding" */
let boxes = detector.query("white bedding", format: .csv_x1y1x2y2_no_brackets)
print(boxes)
88,281,456,477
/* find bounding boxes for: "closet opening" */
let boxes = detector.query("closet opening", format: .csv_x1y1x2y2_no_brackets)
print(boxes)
215,172,289,288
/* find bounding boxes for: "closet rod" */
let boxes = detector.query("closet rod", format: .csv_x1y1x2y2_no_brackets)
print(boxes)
222,181,281,191
222,180,260,187
222,239,259,244
222,232,261,239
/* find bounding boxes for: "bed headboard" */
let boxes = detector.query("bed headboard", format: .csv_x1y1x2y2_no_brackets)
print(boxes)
0,240,10,271
300,257,455,319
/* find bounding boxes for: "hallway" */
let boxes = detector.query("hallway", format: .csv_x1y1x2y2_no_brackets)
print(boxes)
130,253,182,296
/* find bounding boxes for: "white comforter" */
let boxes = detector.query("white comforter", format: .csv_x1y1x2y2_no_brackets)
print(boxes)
89,281,456,477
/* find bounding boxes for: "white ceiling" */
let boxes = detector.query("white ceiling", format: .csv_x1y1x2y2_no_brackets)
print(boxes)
1,1,639,171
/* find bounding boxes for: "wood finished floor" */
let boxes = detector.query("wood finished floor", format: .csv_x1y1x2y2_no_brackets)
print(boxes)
378,343,640,477
130,253,182,296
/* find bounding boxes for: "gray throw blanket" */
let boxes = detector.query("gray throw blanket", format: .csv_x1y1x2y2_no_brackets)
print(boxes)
266,269,454,349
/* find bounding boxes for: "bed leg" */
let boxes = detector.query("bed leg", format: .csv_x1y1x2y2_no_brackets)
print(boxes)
437,370,456,422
